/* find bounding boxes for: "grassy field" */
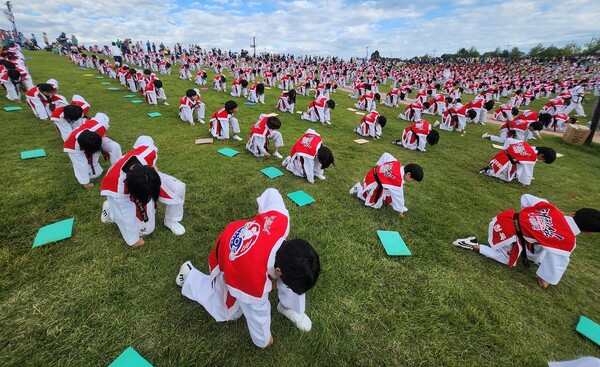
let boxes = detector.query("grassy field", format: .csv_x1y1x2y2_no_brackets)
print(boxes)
0,51,599,367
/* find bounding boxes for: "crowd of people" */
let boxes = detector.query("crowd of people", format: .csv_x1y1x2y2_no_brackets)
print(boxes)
2,36,600,351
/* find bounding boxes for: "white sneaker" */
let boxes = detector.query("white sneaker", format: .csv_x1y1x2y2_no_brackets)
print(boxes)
433,120,440,127
349,183,361,194
314,173,326,180
176,260,193,286
232,135,243,141
165,221,185,235
189,122,195,126
324,121,331,125
273,151,283,159
282,156,290,167
452,236,478,250
198,119,206,124
100,200,111,223
163,101,169,106
482,133,490,139
277,303,312,332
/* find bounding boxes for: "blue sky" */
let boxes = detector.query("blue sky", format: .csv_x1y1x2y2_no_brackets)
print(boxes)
3,0,599,59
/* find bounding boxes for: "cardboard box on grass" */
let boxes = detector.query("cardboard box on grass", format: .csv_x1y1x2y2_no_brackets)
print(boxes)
562,124,590,145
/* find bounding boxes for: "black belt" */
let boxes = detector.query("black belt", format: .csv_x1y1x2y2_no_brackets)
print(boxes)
372,168,384,203
513,212,532,267
504,150,517,165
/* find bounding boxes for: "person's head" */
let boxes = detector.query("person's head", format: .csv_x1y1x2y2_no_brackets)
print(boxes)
224,100,238,114
529,121,543,131
423,101,430,109
484,100,494,111
287,89,297,104
153,79,163,89
46,78,59,90
426,129,440,146
536,147,556,164
466,109,477,120
374,92,381,102
240,79,248,88
567,117,577,124
185,88,198,98
7,69,20,82
317,146,334,169
63,104,83,122
364,83,371,91
404,163,423,182
77,130,102,154
220,75,226,83
511,107,519,116
573,208,600,232
266,116,281,130
445,96,453,104
274,239,320,295
325,100,335,110
256,83,265,95
125,165,161,205
37,83,55,97
128,69,136,75
538,113,552,127
377,115,387,128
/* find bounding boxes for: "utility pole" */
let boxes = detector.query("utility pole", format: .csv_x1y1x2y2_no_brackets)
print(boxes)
366,46,369,60
4,1,19,44
433,49,436,58
250,36,256,58
505,42,510,51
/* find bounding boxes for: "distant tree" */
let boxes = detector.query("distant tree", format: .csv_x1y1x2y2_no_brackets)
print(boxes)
370,50,381,60
542,45,561,59
467,46,480,58
561,42,581,57
582,38,600,56
528,43,545,58
509,46,524,59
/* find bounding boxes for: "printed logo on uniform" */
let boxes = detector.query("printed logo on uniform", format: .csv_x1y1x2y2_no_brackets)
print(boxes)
301,135,315,148
262,215,276,235
229,222,261,261
379,163,396,179
528,209,564,240
511,143,531,156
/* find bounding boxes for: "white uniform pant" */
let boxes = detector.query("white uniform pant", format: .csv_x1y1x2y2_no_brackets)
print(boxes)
179,104,206,124
145,88,167,105
563,100,585,116
68,137,122,185
211,117,240,139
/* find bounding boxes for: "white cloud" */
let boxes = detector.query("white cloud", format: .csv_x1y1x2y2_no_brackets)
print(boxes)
3,0,599,59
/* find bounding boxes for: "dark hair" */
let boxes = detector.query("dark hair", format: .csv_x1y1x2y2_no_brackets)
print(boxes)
220,75,226,83
529,121,543,131
536,147,556,164
125,165,161,205
364,83,372,91
275,239,320,295
573,208,600,232
455,98,462,103
404,163,424,182
241,79,248,88
467,109,477,120
77,130,102,154
317,146,334,169
38,83,54,93
63,104,83,121
326,100,335,109
426,129,440,145
256,83,265,95
128,69,136,75
378,115,387,128
538,113,552,126
266,116,281,130
374,93,381,102
224,100,238,113
7,69,20,81
423,102,430,109
185,89,197,98
153,79,163,88
287,89,297,104
484,100,494,111
511,107,519,116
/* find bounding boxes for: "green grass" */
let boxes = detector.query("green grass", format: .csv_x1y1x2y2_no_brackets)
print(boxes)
0,51,599,367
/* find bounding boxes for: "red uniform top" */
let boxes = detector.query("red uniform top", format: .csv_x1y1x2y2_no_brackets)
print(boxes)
100,143,157,196
63,119,107,153
208,207,289,305
290,131,322,159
